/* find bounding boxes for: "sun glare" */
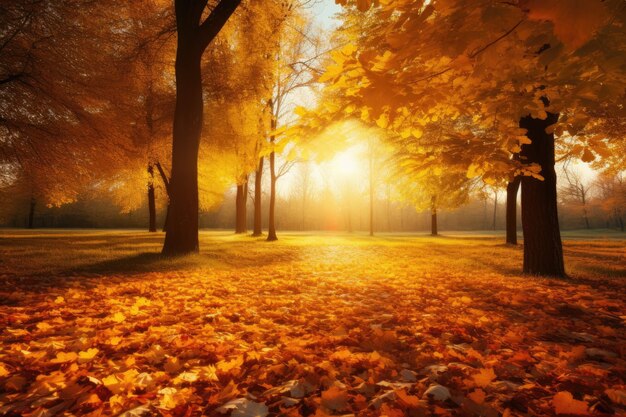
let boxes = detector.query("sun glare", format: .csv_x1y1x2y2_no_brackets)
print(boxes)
329,147,362,177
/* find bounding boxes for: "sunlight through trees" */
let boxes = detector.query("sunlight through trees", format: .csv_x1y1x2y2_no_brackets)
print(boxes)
1,1,625,413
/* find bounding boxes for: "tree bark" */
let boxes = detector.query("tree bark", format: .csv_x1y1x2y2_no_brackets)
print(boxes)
155,162,170,232
28,197,36,229
267,149,277,241
162,208,170,233
492,191,498,230
519,108,565,276
267,106,278,242
162,43,202,255
162,0,241,256
252,157,263,236
235,178,248,234
506,177,521,245
431,196,438,236
147,164,157,233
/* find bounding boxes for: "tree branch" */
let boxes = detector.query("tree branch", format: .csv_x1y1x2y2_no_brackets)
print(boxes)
198,0,242,52
155,161,171,195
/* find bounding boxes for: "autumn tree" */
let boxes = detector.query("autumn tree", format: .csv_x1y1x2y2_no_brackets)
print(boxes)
560,166,593,229
314,0,626,276
0,0,138,223
162,0,241,255
593,171,625,232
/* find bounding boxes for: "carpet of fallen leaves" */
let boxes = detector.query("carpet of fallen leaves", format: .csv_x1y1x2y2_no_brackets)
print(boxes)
0,231,625,417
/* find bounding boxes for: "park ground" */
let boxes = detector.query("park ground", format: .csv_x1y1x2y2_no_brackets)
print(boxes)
0,230,625,416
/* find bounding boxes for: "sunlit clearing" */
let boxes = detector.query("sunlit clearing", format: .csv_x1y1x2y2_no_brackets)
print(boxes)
329,148,361,176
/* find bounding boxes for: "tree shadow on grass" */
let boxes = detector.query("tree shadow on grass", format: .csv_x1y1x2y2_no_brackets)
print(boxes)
0,252,216,306
68,251,203,275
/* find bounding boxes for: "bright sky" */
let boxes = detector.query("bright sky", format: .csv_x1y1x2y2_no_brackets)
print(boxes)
309,0,343,29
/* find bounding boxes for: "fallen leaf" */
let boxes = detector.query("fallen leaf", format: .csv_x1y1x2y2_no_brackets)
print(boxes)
468,389,485,404
553,391,588,415
321,386,349,411
473,368,496,387
51,351,78,364
217,398,269,417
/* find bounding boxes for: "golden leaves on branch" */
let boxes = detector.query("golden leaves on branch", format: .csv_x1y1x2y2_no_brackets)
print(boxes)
525,0,609,49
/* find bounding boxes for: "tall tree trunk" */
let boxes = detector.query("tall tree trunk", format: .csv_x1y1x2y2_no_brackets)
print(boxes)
28,197,36,229
431,196,438,236
155,162,170,232
162,0,241,255
615,209,624,232
235,178,248,234
506,177,521,245
583,210,590,229
519,107,565,276
162,208,170,232
252,157,263,236
162,44,202,255
267,149,277,241
482,197,488,229
492,191,498,230
147,164,157,232
581,191,590,229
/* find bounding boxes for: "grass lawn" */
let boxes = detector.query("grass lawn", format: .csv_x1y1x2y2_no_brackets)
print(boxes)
0,230,625,416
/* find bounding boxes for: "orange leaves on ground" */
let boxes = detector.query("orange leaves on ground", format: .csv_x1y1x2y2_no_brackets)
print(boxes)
50,351,78,364
0,236,625,416
320,386,349,411
472,368,497,388
553,391,589,415
467,389,486,405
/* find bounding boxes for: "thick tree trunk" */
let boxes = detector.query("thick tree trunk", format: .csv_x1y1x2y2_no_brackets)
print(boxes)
162,45,202,255
506,177,521,245
148,184,157,232
519,108,565,276
147,164,157,232
492,191,498,230
431,196,438,236
162,0,241,255
252,157,263,236
162,207,170,232
267,150,277,241
235,178,248,234
28,197,36,229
